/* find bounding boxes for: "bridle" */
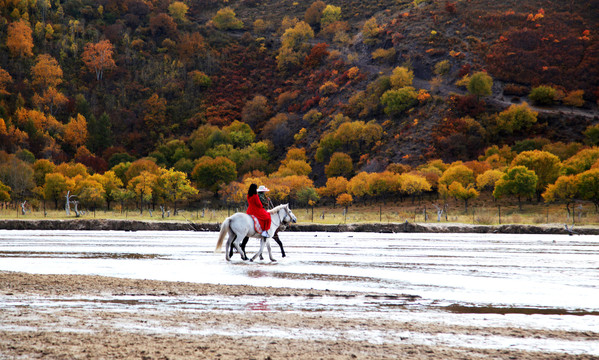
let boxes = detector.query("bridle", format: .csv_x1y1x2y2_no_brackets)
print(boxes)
274,206,294,227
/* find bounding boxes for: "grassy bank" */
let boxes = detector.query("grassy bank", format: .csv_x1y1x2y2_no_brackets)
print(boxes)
1,199,595,227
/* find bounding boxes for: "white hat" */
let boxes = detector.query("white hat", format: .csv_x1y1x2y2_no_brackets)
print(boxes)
257,185,270,192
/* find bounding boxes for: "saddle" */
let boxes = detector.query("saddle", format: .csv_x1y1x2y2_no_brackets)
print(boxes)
249,215,262,233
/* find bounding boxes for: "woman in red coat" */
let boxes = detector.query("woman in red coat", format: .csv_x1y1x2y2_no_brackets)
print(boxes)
246,183,271,237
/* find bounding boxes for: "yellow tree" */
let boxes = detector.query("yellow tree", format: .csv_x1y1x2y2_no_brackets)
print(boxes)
0,181,10,202
44,172,68,209
168,1,189,23
63,114,88,150
125,159,160,184
277,21,314,71
511,150,561,201
319,176,348,198
399,173,431,203
74,177,105,210
33,159,56,186
81,40,116,81
439,163,475,188
476,169,504,193
211,7,243,30
127,171,158,214
6,20,34,57
445,182,479,211
542,175,578,216
55,162,89,179
219,181,246,205
367,171,401,201
390,66,414,88
31,54,63,89
320,4,341,27
336,193,353,215
362,17,381,45
279,174,314,201
94,171,123,210
156,168,198,214
347,172,371,199
325,152,353,178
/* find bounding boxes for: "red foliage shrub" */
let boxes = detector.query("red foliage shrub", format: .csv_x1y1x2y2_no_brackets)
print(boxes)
457,63,471,78
485,13,598,94
304,43,330,68
445,1,456,13
77,153,109,174
503,83,529,97
301,95,321,112
451,94,486,118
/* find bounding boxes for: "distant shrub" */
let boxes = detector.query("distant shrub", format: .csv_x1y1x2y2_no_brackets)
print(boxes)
319,81,338,95
212,7,243,30
529,85,557,106
563,90,584,107
190,70,212,88
380,87,418,116
371,48,396,63
503,84,529,97
467,71,493,98
277,90,299,109
434,60,451,76
583,124,599,146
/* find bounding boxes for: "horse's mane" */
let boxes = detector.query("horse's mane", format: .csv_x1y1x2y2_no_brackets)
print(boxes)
268,204,287,213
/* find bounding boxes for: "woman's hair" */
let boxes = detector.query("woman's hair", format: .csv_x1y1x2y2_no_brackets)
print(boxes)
248,183,258,196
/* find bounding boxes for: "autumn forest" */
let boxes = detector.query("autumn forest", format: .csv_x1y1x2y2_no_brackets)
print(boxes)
0,0,598,217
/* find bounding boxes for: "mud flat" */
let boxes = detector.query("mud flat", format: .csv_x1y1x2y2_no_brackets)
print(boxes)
1,271,597,360
0,219,596,234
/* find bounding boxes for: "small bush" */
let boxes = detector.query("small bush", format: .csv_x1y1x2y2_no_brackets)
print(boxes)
529,85,557,106
434,60,451,76
503,84,528,97
371,48,396,63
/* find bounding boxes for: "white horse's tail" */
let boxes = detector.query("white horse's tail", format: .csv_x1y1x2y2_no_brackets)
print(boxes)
215,217,230,252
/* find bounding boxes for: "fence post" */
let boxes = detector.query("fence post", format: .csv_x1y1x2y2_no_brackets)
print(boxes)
498,205,501,225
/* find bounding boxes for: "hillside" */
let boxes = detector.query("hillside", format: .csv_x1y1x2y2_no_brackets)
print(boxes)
0,0,598,209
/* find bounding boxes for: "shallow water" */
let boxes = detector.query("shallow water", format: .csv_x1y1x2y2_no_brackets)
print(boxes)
1,230,598,355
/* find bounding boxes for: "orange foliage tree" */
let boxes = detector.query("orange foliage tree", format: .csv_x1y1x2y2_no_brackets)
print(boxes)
63,114,88,150
0,68,13,95
6,20,34,57
81,40,116,81
31,54,63,89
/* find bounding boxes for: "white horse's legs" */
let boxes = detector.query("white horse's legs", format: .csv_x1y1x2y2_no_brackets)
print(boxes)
251,237,276,262
225,230,234,261
266,238,276,262
231,234,248,261
250,237,266,262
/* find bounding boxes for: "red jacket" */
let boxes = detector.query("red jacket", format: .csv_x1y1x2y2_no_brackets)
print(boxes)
246,194,271,231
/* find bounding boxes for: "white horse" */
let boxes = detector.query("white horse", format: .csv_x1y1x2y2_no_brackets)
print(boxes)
215,204,297,262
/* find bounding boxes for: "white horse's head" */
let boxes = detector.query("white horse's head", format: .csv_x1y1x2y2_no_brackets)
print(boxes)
280,204,297,224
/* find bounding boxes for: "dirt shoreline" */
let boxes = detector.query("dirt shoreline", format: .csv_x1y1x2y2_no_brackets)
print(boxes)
0,218,595,234
1,271,597,359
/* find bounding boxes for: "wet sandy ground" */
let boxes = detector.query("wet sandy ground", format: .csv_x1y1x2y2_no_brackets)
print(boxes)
1,272,598,360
